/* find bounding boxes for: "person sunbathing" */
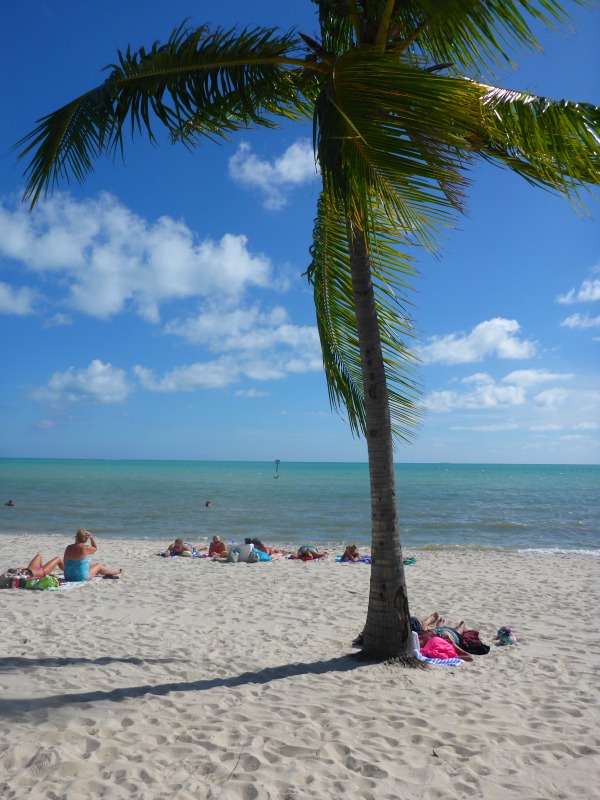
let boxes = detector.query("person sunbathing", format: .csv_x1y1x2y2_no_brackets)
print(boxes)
207,535,228,558
63,529,122,581
341,544,360,562
289,545,328,561
248,538,278,554
418,628,473,661
163,538,194,557
7,553,64,579
352,612,457,648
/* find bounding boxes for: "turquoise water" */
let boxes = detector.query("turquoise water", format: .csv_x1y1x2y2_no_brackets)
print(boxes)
0,459,598,553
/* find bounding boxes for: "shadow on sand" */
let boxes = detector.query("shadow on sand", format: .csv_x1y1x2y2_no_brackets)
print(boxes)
0,653,374,717
0,655,178,670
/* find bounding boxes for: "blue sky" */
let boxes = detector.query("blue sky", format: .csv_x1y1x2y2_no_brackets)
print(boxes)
1,1,598,464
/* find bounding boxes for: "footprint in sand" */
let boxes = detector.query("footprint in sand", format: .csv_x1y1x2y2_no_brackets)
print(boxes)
26,750,57,772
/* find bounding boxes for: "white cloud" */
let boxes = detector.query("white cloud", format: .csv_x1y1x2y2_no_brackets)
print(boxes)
235,389,269,398
32,359,131,406
561,313,600,329
501,369,574,388
0,193,273,322
33,419,58,430
45,313,73,327
573,422,599,431
424,373,527,412
533,388,569,409
133,359,240,391
228,140,318,209
419,318,536,364
133,336,322,393
557,267,600,304
451,422,519,432
529,424,563,432
0,281,37,315
164,303,320,356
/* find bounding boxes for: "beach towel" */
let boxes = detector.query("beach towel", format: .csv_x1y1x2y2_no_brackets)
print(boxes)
48,576,106,591
412,632,462,667
335,555,372,564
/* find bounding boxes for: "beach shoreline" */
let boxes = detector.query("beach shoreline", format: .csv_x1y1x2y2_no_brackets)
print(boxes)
1,534,599,799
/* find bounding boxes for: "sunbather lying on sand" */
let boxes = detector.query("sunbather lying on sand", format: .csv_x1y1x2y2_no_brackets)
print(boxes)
352,613,462,648
163,538,194,557
418,628,473,661
6,553,64,579
289,545,328,561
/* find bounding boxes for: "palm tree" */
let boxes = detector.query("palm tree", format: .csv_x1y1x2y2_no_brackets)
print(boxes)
17,1,599,659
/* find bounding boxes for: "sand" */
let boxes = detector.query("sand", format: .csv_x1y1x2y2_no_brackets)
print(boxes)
0,534,599,800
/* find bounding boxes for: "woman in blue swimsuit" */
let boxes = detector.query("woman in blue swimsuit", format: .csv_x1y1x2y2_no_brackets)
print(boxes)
63,529,122,581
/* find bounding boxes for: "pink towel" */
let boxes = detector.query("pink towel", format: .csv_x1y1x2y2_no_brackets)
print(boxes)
421,636,458,660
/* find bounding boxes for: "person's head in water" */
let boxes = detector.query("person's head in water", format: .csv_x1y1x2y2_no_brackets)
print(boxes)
205,500,211,507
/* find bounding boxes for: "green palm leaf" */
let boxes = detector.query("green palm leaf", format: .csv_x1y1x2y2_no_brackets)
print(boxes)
16,23,317,207
315,50,478,251
308,191,422,441
472,84,600,206
313,1,581,69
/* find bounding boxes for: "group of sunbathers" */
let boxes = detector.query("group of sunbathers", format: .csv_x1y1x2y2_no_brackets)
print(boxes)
6,528,123,583
162,536,226,559
162,535,288,560
162,538,336,561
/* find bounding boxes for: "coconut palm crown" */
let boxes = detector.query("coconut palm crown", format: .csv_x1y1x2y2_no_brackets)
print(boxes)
17,1,600,658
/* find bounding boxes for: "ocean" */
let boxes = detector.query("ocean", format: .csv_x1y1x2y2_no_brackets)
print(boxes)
0,459,598,554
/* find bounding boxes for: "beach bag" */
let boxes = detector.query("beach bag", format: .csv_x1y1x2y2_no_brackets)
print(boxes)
246,550,259,563
25,575,60,590
237,543,254,562
458,630,490,655
494,626,516,646
226,551,239,563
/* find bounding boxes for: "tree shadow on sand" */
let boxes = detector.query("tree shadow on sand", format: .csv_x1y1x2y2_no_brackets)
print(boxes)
0,654,375,717
0,655,178,670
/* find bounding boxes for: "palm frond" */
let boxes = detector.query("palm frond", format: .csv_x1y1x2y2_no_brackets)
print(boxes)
313,0,362,48
386,0,584,73
315,50,476,251
472,84,600,208
312,0,357,54
16,22,317,207
308,191,422,441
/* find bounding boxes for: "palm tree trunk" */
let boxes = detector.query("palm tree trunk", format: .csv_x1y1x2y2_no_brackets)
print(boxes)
348,220,413,659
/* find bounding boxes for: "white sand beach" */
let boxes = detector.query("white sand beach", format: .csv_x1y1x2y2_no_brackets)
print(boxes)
1,534,599,799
